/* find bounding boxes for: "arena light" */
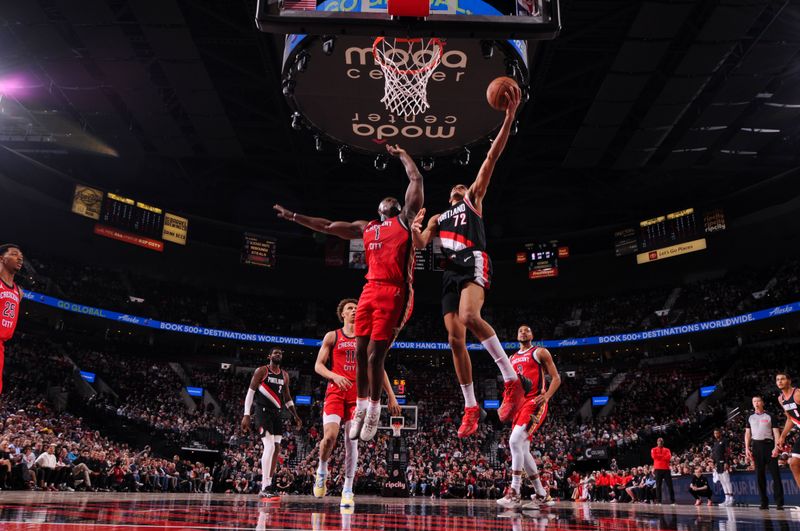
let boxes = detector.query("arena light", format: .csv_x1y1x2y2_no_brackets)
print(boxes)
483,399,500,409
420,157,434,171
480,40,494,59
338,145,349,164
291,112,303,130
79,371,96,383
295,395,312,405
314,134,323,152
455,147,471,166
374,154,388,171
186,386,204,397
322,36,335,56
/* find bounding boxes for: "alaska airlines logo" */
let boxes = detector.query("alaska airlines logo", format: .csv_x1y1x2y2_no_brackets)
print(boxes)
558,340,578,346
769,305,793,317
118,314,141,324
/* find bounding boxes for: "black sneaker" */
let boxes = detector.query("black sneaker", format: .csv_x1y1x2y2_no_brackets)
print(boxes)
759,504,768,510
777,505,784,510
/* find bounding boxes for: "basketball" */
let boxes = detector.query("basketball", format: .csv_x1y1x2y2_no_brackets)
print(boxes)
486,76,519,111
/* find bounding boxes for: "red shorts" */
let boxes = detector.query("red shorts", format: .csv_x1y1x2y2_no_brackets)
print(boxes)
322,384,358,426
513,397,548,440
354,281,413,342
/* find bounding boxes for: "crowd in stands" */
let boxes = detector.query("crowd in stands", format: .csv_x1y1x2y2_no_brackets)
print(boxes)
16,251,800,343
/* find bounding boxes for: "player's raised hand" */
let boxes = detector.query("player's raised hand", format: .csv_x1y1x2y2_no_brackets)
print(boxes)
504,84,521,117
273,204,294,220
411,208,426,235
385,144,407,158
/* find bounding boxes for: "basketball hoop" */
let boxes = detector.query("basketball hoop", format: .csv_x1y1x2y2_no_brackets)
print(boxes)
391,421,403,438
373,37,444,117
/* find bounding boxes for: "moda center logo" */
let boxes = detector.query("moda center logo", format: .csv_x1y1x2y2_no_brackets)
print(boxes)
344,45,466,141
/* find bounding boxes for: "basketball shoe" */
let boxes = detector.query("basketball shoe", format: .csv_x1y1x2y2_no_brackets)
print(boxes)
458,406,487,438
359,407,381,441
496,487,522,509
348,408,366,440
313,472,327,498
497,375,532,423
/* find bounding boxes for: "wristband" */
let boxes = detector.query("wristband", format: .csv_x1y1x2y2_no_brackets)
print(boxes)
292,212,297,221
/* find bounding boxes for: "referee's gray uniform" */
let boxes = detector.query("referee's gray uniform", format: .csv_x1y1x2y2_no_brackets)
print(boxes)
747,412,784,508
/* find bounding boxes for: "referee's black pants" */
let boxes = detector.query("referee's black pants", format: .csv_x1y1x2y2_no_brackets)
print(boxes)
654,469,674,503
753,439,784,506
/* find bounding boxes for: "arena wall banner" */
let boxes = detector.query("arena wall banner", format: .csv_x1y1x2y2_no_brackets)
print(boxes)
673,471,800,506
21,290,800,350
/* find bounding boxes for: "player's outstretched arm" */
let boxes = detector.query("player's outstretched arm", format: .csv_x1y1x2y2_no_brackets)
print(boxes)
273,204,367,240
314,331,352,391
382,371,401,417
386,144,424,226
533,348,561,406
469,84,521,210
411,209,439,250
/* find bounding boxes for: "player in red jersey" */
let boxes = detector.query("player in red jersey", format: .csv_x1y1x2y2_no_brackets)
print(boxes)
312,298,400,506
411,86,525,438
0,244,23,395
273,144,423,442
497,325,561,510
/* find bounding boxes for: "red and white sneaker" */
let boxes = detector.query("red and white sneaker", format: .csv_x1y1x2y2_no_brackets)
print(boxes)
497,378,525,423
496,487,522,509
457,406,486,438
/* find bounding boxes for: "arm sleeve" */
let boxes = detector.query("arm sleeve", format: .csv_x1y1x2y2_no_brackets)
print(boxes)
244,388,255,416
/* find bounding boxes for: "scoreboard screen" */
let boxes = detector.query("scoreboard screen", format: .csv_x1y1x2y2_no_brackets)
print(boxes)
100,193,164,239
614,207,726,257
242,233,277,268
526,241,559,279
416,239,445,272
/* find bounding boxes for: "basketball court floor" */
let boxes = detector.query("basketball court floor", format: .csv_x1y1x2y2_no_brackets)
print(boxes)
0,492,795,530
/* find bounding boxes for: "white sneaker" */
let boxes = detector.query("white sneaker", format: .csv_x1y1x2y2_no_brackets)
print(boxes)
496,488,522,509
359,408,380,441
349,408,366,440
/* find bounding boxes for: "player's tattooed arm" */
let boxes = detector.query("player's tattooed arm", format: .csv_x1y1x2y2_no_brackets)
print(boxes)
469,84,521,210
386,144,424,226
410,209,439,250
273,204,367,240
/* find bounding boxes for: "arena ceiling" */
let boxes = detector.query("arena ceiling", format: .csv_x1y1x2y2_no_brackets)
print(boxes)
2,0,800,248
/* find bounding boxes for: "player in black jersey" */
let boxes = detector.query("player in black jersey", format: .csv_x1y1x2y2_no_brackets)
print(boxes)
411,84,526,438
242,347,303,500
775,372,800,489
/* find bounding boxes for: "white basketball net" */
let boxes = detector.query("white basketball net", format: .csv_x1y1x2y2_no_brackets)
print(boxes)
373,37,444,117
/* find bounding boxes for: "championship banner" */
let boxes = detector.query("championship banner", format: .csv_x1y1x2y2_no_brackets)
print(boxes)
94,224,164,252
20,290,800,349
636,238,707,264
71,185,103,220
162,212,188,245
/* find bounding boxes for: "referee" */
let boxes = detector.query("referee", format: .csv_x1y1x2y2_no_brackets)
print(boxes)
745,396,784,510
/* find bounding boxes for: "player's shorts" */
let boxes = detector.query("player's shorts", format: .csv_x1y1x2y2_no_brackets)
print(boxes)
714,460,727,474
323,384,358,426
355,281,413,342
791,434,800,459
253,403,283,438
513,396,548,441
441,249,492,316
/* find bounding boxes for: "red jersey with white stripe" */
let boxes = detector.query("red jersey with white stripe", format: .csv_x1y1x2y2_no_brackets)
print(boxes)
0,281,21,343
437,195,486,254
330,329,357,382
363,216,414,285
510,346,545,399
255,366,286,410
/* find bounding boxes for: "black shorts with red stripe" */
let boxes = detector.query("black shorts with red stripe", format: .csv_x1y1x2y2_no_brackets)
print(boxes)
253,403,283,438
441,248,493,316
